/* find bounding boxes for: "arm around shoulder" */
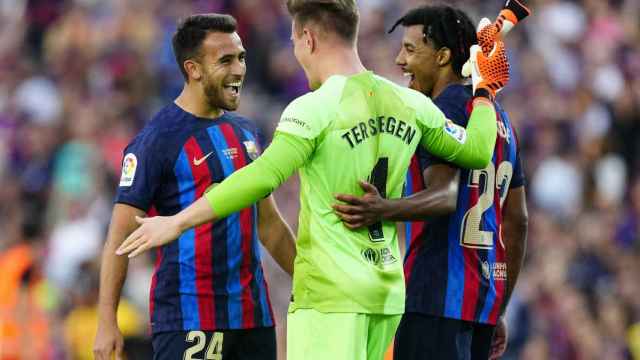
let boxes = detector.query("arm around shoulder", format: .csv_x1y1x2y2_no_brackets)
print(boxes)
379,164,460,221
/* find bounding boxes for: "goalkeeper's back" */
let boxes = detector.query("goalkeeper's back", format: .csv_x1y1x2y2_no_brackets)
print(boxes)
276,70,449,315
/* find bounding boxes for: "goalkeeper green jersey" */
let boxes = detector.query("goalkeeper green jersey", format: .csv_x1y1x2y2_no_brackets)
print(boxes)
206,71,496,315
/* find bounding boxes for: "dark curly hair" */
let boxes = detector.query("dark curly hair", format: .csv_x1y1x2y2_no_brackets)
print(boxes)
172,14,237,81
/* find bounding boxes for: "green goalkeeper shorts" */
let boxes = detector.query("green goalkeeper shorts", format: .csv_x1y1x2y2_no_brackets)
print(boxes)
286,308,401,360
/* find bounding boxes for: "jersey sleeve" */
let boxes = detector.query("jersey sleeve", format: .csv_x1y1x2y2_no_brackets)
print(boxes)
416,98,497,169
114,131,164,211
205,132,314,218
276,94,327,140
421,96,470,167
415,146,431,170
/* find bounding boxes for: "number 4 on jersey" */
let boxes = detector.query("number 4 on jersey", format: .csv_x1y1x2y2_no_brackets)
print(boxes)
367,157,388,242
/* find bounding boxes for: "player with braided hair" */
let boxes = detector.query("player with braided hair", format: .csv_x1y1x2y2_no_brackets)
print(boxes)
334,4,529,359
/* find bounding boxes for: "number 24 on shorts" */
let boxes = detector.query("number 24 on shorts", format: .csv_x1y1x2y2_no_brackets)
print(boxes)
460,161,513,249
184,331,223,360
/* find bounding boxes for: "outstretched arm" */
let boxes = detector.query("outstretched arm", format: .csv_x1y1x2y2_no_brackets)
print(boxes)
116,132,313,258
334,164,460,228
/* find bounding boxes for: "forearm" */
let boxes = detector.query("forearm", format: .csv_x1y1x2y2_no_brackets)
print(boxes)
501,187,528,314
423,98,497,169
98,205,144,321
501,220,527,314
258,197,296,276
173,196,220,233
381,167,459,221
261,223,296,276
381,191,455,221
98,246,128,321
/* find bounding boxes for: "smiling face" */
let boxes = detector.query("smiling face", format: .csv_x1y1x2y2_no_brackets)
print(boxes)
395,25,441,97
193,31,246,111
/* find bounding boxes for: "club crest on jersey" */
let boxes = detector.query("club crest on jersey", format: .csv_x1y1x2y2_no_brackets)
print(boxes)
444,120,467,144
243,141,259,160
119,153,137,187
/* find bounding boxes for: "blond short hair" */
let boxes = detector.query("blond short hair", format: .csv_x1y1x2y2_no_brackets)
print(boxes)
286,0,359,44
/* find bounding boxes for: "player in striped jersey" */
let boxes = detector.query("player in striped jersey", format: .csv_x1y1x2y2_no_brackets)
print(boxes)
93,14,296,360
334,5,528,360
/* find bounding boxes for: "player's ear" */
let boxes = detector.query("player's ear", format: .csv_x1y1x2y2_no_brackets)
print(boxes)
184,60,202,81
437,47,452,67
303,28,316,53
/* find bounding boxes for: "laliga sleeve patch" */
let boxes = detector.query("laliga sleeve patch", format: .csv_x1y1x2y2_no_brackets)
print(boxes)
119,153,138,187
444,119,467,144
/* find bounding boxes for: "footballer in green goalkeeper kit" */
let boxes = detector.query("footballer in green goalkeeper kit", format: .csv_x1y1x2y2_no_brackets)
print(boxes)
116,1,511,359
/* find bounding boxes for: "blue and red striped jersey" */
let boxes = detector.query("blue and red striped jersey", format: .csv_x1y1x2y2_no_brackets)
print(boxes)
115,103,273,333
403,85,525,325
402,150,427,260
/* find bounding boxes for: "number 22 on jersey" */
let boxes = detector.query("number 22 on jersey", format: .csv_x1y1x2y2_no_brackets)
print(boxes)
460,161,513,249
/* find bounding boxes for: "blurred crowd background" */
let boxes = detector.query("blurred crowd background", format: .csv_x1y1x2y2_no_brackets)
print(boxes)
0,0,639,359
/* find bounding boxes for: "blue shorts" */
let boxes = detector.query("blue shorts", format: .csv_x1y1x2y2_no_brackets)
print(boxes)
152,327,276,360
393,313,495,360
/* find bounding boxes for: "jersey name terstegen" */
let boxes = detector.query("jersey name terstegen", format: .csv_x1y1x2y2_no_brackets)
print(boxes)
341,116,417,148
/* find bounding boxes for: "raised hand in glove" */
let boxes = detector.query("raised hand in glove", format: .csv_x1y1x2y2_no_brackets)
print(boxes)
470,41,510,101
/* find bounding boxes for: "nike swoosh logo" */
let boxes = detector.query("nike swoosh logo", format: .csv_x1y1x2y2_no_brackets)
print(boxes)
193,152,213,166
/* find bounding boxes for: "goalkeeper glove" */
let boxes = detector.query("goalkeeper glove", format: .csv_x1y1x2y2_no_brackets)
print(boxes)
470,40,510,101
462,0,532,77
